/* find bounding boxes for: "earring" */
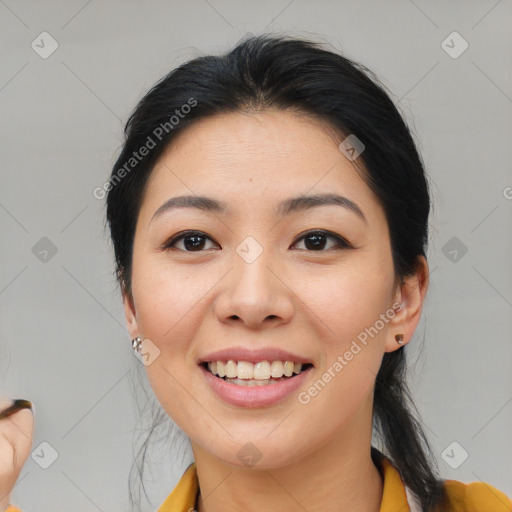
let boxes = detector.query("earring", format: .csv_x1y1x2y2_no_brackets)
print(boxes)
132,337,143,353
395,334,405,346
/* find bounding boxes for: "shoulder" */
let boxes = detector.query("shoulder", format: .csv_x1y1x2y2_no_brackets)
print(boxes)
442,478,512,512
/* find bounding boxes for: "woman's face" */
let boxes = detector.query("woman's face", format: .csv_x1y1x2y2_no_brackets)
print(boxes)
123,109,424,469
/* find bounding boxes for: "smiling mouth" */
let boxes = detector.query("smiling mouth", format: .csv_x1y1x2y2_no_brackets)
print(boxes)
200,360,314,386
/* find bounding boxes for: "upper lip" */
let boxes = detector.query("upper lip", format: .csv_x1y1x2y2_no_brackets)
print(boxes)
197,347,314,365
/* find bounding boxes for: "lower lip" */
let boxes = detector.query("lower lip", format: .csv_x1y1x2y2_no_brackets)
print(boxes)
199,364,313,408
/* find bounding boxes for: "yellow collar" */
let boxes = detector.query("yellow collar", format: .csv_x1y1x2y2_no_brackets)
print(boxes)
157,450,411,511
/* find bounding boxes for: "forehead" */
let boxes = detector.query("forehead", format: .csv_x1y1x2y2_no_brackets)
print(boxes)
138,109,384,225
162,108,345,169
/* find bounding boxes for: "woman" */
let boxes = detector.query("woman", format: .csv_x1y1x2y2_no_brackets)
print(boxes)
2,34,511,512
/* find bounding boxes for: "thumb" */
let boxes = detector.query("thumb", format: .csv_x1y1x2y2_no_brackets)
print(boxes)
0,399,34,510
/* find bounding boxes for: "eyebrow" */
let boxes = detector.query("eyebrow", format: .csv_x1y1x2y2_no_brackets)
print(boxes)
150,193,367,224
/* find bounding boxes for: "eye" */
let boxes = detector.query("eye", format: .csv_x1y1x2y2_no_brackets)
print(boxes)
161,230,219,252
291,230,352,251
160,229,352,252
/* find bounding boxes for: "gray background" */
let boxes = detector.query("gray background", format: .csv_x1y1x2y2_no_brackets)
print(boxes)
1,1,511,510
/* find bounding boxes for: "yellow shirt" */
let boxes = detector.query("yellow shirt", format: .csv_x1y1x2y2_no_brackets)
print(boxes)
156,452,512,512
6,451,512,512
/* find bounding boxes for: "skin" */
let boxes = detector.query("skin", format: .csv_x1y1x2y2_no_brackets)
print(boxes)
123,109,429,512
0,399,34,512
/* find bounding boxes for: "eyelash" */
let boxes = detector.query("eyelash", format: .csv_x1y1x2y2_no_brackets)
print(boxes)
160,229,352,252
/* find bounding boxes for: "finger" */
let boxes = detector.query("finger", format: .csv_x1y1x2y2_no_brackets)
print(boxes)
0,400,34,421
0,400,34,471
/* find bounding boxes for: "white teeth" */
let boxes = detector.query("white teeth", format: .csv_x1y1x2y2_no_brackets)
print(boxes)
270,361,283,377
225,360,237,378
224,377,281,386
283,361,294,377
205,360,306,380
237,361,254,379
253,361,271,380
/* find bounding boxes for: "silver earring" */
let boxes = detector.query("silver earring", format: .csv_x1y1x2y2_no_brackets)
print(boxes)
395,334,405,346
132,337,143,353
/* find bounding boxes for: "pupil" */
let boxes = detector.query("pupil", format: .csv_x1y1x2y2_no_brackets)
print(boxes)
185,235,205,251
305,233,326,250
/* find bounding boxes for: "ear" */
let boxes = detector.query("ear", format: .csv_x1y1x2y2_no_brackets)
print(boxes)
384,255,429,353
122,286,140,340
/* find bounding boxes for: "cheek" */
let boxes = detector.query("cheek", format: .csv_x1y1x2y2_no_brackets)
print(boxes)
294,260,393,345
132,262,210,428
295,270,390,426
130,259,208,349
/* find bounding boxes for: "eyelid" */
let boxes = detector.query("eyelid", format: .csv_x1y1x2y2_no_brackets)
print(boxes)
160,229,353,251
291,229,353,250
160,230,219,251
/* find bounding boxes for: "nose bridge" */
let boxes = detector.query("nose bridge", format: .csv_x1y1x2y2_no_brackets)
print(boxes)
216,234,293,327
233,235,276,303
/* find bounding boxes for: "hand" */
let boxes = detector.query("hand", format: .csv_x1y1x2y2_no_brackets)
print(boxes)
0,399,34,512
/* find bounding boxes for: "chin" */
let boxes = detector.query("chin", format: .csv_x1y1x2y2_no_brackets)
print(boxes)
207,438,306,471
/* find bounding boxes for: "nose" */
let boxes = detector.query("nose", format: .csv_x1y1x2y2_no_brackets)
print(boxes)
214,247,295,329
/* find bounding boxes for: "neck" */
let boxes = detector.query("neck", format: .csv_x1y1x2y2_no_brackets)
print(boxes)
192,397,383,512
